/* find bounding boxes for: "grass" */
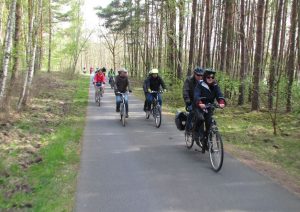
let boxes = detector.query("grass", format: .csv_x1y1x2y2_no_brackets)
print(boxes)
0,73,89,211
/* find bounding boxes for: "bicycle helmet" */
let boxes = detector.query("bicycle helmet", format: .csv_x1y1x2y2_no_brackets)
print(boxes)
175,111,187,131
101,67,106,72
194,67,204,75
150,68,159,74
118,67,128,73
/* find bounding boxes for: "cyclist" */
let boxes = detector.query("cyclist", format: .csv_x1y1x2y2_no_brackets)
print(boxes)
114,68,132,117
93,69,106,96
144,68,166,111
194,68,225,150
108,68,115,86
183,67,204,133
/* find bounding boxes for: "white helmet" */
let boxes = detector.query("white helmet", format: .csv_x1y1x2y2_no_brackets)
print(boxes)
150,68,159,74
118,67,128,73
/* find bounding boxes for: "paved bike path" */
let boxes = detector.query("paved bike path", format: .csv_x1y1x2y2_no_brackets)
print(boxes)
75,83,300,212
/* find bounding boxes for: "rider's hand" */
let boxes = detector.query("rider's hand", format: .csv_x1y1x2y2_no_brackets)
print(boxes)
199,103,206,109
163,89,167,92
219,103,225,109
147,88,151,93
129,90,132,93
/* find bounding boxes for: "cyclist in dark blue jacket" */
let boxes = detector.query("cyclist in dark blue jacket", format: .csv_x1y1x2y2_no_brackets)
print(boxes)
194,68,225,148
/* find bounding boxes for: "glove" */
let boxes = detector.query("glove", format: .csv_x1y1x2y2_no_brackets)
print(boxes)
147,88,151,93
163,89,167,92
129,90,132,93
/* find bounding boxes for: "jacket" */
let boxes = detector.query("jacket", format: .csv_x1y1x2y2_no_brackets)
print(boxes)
145,76,166,92
183,75,198,104
114,75,131,93
93,73,105,83
194,81,225,106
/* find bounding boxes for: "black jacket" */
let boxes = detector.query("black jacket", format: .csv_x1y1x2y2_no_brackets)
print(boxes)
114,75,131,93
145,76,166,92
194,81,224,105
183,75,198,104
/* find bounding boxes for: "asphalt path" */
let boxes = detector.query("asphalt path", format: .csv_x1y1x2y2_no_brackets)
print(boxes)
75,83,300,212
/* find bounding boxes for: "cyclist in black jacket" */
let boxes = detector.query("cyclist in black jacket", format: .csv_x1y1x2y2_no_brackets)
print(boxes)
144,68,166,111
183,67,204,132
194,68,225,148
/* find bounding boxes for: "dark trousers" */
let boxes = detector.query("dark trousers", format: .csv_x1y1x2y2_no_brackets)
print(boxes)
194,108,213,140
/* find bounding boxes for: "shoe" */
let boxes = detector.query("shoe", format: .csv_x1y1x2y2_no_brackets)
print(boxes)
116,108,120,112
125,114,129,118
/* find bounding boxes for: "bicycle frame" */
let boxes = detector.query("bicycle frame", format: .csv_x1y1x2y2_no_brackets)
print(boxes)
116,92,128,126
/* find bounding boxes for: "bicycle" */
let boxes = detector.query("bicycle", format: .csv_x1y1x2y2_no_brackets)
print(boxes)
185,103,224,172
116,92,128,127
94,83,103,107
109,76,115,89
145,90,163,128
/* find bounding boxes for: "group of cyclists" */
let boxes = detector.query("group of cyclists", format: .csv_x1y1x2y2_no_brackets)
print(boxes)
92,65,225,149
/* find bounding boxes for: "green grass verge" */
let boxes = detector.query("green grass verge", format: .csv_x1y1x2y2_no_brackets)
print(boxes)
0,73,89,211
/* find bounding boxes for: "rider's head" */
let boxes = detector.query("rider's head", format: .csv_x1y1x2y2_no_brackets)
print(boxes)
118,68,128,77
193,67,204,81
150,68,159,78
203,68,216,85
101,67,106,72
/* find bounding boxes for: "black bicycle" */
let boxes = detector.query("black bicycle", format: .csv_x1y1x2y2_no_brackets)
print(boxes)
116,92,128,127
94,84,103,107
146,91,163,128
185,103,224,172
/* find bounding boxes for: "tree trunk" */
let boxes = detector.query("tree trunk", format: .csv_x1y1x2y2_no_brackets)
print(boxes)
5,0,22,110
177,0,185,79
238,0,246,105
18,0,43,110
268,0,283,110
251,0,264,111
286,0,298,112
203,0,211,67
187,0,197,76
0,0,17,107
48,0,52,73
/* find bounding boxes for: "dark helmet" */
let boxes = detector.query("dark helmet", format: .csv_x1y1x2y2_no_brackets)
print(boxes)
175,111,187,131
101,67,106,72
203,68,216,77
194,67,204,75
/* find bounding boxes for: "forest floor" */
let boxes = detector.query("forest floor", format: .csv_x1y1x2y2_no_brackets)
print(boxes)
0,72,89,210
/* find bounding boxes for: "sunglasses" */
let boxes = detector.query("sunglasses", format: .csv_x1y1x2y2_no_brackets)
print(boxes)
206,76,215,79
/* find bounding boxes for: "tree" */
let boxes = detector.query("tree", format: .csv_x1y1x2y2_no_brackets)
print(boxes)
0,0,17,107
286,0,298,112
251,0,265,111
187,0,197,76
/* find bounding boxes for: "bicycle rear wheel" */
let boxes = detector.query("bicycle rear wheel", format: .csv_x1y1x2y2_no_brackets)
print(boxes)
120,103,126,126
154,106,161,128
208,131,224,172
185,130,194,149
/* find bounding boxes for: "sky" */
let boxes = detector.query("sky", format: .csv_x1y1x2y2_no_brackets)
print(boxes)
82,0,111,31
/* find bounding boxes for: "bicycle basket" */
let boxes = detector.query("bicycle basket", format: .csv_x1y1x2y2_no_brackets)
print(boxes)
175,111,187,131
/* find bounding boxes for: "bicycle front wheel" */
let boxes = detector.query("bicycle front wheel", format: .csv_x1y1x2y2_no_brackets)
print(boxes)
208,131,224,172
120,103,126,127
154,106,161,128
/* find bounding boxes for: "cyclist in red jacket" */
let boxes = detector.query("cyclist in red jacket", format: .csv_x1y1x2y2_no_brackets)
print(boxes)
93,69,106,95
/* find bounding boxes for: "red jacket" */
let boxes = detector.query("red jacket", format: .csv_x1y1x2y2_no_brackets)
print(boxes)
93,73,105,84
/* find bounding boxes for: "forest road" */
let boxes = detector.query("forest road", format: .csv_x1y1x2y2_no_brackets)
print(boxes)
75,83,300,212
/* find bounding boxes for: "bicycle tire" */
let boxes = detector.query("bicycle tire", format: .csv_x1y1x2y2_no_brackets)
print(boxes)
185,131,194,149
120,103,126,126
208,130,224,172
154,106,161,128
